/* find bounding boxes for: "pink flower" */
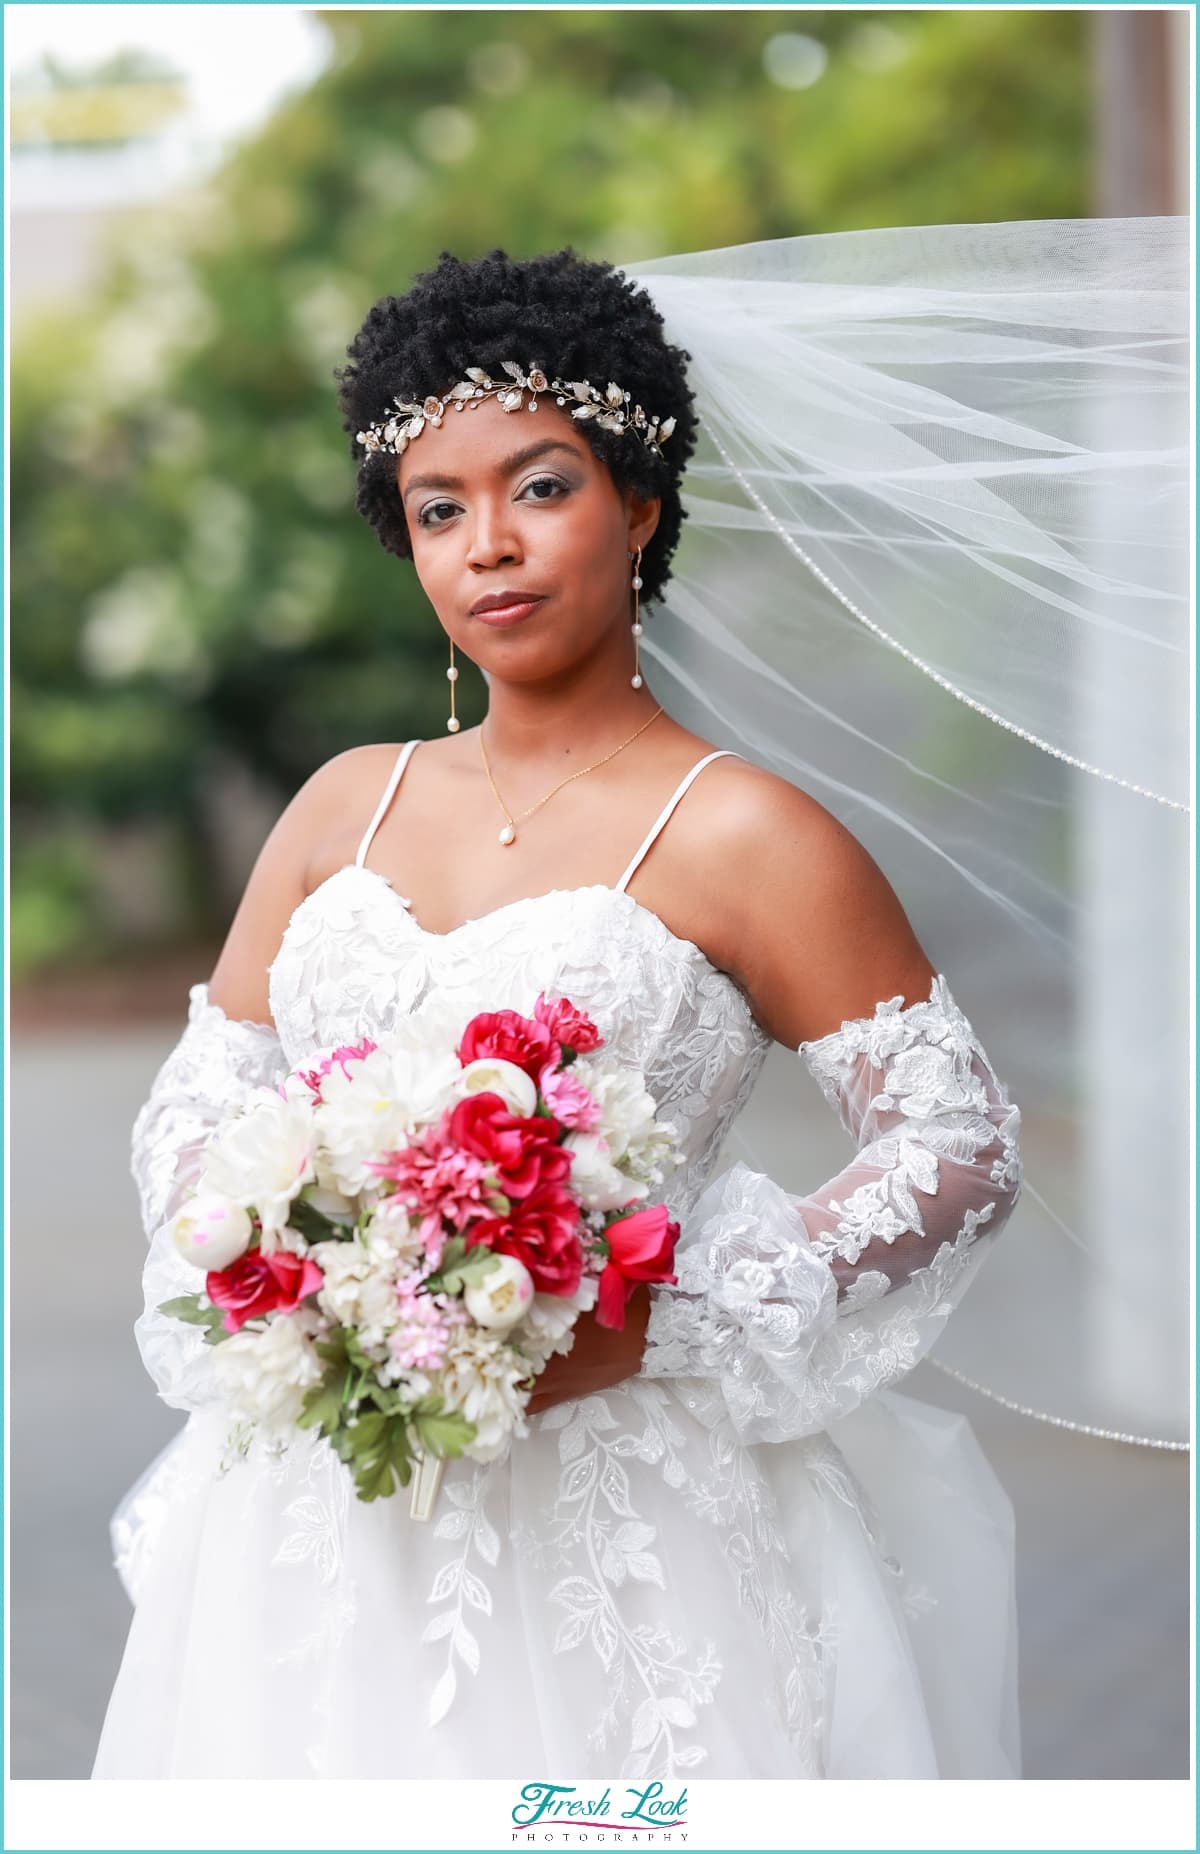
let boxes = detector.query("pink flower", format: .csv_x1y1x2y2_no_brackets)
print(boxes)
595,1204,680,1330
446,1092,572,1200
458,1009,560,1083
465,1183,584,1295
534,992,604,1055
368,1108,491,1243
206,1248,325,1334
296,1037,378,1102
387,1277,453,1373
538,1065,602,1131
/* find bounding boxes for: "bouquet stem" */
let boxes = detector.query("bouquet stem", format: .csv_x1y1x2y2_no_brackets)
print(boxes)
410,1445,445,1521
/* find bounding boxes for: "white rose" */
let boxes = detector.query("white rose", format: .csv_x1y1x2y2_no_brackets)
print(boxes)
463,1253,535,1331
562,1131,647,1211
457,1057,538,1117
211,1314,324,1441
169,1191,254,1271
201,1091,316,1248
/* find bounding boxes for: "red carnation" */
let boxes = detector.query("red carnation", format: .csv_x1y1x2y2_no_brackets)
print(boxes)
533,992,604,1055
449,1091,572,1199
458,1009,560,1082
465,1184,584,1295
596,1204,680,1330
206,1248,325,1334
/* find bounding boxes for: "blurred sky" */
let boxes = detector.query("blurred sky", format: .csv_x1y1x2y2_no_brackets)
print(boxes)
7,4,332,205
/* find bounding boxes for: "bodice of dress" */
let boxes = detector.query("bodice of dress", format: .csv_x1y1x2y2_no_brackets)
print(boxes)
269,876,772,1228
267,741,772,1226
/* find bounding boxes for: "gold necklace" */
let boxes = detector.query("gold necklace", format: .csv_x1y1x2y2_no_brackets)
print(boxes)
479,706,666,846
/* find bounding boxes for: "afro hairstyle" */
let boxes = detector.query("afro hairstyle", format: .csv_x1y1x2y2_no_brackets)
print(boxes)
334,246,698,605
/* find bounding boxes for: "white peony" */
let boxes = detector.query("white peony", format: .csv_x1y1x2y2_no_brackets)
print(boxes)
211,1313,325,1441
201,1088,316,1247
567,1060,682,1186
569,1059,659,1161
561,1131,647,1211
518,1273,598,1369
456,1056,538,1116
169,1191,254,1271
463,1252,535,1331
438,1326,531,1463
313,1044,462,1195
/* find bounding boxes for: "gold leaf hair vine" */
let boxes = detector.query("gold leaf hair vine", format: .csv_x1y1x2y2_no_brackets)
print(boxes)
355,361,676,460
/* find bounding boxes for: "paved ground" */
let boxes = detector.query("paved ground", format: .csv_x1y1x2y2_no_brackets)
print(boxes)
10,1021,1191,1780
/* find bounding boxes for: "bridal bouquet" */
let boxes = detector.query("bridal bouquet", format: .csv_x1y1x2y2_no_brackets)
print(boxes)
158,991,683,1514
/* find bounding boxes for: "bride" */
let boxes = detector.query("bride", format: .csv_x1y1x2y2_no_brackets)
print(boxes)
91,244,1026,1779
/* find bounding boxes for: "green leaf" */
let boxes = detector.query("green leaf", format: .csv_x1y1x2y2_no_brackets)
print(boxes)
286,1197,344,1242
427,1242,503,1296
297,1365,352,1436
412,1407,475,1459
159,1294,230,1345
351,1414,416,1502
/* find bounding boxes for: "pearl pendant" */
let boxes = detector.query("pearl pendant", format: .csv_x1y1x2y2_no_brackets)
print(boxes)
498,823,516,845
631,673,643,689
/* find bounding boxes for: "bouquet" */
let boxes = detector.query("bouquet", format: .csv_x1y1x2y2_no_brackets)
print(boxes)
158,991,683,1517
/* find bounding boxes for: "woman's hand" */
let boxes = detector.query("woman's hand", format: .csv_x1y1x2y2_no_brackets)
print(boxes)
524,1282,652,1417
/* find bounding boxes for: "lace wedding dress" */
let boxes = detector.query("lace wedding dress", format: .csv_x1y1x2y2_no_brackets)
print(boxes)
92,742,1024,1780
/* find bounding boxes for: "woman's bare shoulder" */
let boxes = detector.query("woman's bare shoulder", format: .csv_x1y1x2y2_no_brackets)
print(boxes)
204,742,412,1026
699,757,936,1045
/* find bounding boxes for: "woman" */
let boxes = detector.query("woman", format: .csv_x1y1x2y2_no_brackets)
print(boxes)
92,247,1024,1779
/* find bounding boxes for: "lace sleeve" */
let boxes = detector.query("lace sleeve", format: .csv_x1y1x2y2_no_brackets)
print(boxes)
637,974,1023,1442
132,983,289,1413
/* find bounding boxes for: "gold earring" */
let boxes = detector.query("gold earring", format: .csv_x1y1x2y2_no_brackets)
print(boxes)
446,636,460,733
630,545,644,690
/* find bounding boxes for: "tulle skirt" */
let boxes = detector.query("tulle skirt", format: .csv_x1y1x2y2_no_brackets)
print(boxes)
91,1380,1019,1780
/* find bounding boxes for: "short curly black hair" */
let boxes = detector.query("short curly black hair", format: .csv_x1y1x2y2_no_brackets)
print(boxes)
334,247,697,605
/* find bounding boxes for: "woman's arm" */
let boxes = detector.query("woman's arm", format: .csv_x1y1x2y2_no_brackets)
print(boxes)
630,776,1022,1442
132,745,384,1409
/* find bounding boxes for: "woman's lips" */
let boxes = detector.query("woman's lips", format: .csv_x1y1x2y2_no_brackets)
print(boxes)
472,597,545,626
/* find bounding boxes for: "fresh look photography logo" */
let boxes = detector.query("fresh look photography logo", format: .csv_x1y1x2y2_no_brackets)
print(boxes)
510,1781,689,1841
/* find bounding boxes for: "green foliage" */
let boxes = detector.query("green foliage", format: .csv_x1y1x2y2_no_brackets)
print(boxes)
156,1294,230,1345
297,1323,477,1502
424,1235,503,1296
13,9,1089,975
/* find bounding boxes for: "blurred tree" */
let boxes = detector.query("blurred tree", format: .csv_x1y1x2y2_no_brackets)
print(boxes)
11,6,1089,976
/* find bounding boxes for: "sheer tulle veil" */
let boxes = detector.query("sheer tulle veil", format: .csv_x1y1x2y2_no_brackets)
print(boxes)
620,216,1191,1450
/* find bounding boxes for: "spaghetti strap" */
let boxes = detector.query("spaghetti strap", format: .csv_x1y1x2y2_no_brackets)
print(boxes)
354,739,423,868
615,749,743,894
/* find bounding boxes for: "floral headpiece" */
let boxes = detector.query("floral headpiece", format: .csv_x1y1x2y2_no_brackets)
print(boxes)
355,361,676,460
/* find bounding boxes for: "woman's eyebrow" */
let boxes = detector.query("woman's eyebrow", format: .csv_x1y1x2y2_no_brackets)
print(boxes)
400,438,583,503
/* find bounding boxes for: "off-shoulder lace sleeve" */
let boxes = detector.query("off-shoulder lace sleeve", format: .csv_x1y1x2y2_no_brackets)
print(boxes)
132,982,288,1413
637,974,1023,1442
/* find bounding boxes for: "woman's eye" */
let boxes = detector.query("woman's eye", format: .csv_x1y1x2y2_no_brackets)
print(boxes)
416,476,568,529
417,500,461,529
520,474,569,503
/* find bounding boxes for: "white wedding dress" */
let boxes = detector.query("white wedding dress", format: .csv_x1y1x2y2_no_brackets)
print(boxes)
92,741,1024,1780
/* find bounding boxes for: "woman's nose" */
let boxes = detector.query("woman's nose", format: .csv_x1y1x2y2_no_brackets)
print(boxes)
465,501,522,569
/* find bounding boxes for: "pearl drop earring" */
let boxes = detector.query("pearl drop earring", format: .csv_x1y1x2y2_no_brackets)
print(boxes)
630,545,644,689
446,636,460,733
